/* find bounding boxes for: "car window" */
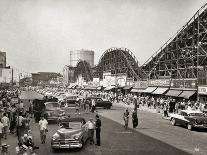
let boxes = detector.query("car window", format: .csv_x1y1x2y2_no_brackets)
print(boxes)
61,121,84,129
181,112,187,116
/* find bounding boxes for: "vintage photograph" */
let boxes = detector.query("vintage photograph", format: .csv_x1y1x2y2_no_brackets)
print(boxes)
0,0,207,154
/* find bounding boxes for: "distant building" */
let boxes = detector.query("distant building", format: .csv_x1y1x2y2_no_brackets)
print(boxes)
31,72,61,85
0,51,6,68
63,65,75,85
69,49,94,67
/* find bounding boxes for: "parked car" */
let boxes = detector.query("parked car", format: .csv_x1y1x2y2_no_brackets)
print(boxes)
85,97,112,109
44,102,66,123
51,117,88,151
170,110,207,130
60,95,78,107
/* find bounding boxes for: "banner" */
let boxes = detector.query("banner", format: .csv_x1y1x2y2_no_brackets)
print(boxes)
148,79,171,87
134,81,148,89
198,86,207,95
171,79,197,88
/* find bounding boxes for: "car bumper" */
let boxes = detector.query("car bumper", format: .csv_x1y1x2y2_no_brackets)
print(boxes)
51,142,82,149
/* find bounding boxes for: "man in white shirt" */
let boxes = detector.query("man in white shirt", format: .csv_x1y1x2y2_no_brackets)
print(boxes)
39,116,48,144
0,120,4,146
86,118,95,144
1,113,9,139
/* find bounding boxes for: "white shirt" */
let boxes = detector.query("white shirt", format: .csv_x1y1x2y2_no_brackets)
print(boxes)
86,121,95,129
0,122,4,133
39,119,48,130
19,102,24,109
1,116,9,127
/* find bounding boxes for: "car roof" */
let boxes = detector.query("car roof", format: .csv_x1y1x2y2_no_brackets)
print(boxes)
44,102,59,105
181,110,202,114
61,117,86,122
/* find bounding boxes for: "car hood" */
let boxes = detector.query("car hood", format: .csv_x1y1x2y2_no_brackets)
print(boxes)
57,128,82,138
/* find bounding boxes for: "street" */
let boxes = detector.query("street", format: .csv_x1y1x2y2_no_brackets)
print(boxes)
6,91,207,155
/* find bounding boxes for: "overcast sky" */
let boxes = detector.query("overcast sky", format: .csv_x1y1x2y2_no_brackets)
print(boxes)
0,0,206,74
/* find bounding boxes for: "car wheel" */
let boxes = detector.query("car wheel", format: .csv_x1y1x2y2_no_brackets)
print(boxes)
187,124,192,130
171,118,176,126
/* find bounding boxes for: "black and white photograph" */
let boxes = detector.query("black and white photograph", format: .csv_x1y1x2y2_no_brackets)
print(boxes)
0,0,207,154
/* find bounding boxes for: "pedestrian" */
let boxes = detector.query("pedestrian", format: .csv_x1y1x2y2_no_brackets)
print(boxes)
39,116,48,144
17,113,26,139
75,98,80,114
1,113,10,140
86,118,95,144
132,109,138,128
123,109,129,129
95,114,101,146
91,99,96,113
0,120,4,146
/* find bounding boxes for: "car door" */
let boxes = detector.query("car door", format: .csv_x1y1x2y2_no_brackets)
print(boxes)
179,112,188,126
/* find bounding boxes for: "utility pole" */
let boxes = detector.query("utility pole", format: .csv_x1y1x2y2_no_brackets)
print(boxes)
11,68,14,90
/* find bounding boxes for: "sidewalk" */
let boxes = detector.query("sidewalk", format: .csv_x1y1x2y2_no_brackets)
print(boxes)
114,101,157,113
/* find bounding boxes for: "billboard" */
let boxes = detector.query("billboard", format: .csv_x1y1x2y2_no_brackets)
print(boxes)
171,79,197,88
0,68,12,83
148,79,171,87
134,81,148,89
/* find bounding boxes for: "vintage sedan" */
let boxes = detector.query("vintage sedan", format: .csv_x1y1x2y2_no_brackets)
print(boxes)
44,102,66,123
85,97,112,109
170,110,207,130
51,117,88,151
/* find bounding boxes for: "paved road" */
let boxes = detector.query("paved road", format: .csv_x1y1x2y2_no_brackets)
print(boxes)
6,91,205,155
98,104,207,155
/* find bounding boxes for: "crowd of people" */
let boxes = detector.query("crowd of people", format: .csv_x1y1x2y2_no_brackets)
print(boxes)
0,89,38,154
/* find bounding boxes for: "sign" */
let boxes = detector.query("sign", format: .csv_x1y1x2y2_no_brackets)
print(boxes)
134,81,148,89
103,76,116,87
117,75,127,87
148,79,171,87
126,78,134,86
198,86,207,95
171,79,197,88
92,78,100,86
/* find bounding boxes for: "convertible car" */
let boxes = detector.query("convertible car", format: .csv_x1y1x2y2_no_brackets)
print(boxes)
170,110,207,130
85,97,112,109
51,117,88,151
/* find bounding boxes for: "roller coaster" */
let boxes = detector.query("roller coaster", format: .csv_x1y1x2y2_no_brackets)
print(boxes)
72,3,207,82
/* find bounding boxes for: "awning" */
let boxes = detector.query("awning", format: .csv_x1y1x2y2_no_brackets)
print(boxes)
131,88,146,93
104,86,115,91
165,90,182,97
178,91,196,99
152,87,169,95
143,87,157,93
123,86,133,90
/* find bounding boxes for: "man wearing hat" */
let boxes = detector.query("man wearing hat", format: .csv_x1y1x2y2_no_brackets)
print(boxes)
95,114,101,146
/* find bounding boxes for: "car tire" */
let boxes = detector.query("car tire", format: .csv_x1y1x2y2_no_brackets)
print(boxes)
187,124,192,130
171,118,176,126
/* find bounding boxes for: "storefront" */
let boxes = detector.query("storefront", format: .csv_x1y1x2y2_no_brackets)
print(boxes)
198,86,207,104
131,81,148,94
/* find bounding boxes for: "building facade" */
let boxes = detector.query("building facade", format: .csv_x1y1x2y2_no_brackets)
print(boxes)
0,51,6,68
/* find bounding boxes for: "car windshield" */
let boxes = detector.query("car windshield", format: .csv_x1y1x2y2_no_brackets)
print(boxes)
45,103,59,109
61,121,83,129
189,113,204,117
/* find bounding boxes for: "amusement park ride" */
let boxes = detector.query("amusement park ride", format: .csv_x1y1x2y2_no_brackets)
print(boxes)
71,3,207,83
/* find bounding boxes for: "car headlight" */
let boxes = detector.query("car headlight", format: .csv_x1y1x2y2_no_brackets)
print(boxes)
52,133,60,141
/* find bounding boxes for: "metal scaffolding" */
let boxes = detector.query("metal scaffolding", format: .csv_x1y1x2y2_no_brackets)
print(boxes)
93,47,147,80
141,3,207,80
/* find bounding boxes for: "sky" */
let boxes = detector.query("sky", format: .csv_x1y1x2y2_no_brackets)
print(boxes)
0,0,206,74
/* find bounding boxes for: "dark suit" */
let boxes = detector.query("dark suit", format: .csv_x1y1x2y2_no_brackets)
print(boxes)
95,118,101,146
